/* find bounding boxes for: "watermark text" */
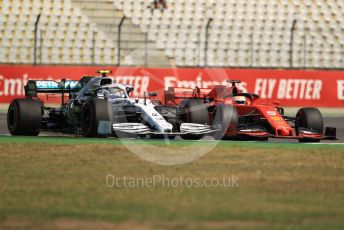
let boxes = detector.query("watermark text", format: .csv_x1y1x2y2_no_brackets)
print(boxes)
106,174,239,188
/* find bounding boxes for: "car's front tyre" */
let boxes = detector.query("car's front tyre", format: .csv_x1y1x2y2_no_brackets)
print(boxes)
81,99,110,137
296,107,323,143
211,104,238,140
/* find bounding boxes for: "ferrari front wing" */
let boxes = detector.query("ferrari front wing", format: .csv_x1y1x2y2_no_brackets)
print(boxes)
234,127,337,141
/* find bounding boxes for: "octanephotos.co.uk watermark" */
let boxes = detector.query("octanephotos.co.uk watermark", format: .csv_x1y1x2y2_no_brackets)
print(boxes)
106,174,239,188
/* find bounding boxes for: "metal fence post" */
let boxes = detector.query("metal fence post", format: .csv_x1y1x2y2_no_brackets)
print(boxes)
289,15,298,68
205,18,213,67
33,14,41,65
117,16,126,66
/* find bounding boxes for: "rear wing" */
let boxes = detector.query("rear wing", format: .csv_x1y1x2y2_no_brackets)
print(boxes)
164,87,212,105
25,80,81,105
25,80,80,98
165,87,212,99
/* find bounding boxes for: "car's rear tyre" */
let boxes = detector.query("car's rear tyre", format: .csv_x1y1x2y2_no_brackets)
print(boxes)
296,108,323,143
180,99,208,140
212,104,238,140
7,99,42,136
81,99,110,137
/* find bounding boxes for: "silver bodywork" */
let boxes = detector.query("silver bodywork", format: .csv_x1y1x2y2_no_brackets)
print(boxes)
73,77,213,136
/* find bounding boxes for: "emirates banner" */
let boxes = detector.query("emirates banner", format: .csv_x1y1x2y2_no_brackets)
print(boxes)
0,65,343,107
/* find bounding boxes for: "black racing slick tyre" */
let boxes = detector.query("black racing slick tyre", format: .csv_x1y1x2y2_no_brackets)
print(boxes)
296,107,323,143
180,99,209,140
7,99,42,136
212,104,238,140
81,99,110,137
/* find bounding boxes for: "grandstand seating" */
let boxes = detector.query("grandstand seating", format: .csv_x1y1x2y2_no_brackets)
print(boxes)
0,0,343,68
0,0,116,65
113,0,343,68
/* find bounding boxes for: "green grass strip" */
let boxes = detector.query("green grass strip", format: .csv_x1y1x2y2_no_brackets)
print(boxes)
0,136,343,150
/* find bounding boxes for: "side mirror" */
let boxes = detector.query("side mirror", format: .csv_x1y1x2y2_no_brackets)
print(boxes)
148,92,158,97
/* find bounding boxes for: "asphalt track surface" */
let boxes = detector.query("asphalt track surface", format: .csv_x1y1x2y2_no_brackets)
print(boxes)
0,113,343,143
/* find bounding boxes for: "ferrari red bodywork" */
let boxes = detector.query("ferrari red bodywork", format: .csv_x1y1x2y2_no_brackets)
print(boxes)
163,81,336,141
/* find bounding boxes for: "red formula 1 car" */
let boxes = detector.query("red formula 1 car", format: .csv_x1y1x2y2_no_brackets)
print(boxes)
160,80,336,142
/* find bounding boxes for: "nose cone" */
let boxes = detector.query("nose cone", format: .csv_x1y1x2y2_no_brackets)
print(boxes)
277,127,293,136
165,123,173,133
156,122,173,133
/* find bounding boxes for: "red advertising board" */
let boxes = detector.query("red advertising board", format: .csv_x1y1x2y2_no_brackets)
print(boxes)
0,65,343,107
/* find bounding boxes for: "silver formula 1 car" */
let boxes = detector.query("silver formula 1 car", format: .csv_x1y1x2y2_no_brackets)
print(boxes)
7,70,214,139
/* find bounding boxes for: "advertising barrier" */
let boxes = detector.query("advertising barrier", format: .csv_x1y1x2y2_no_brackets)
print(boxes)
0,65,343,107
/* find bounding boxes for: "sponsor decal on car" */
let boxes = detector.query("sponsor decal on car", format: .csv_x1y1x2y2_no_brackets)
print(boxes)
267,111,277,116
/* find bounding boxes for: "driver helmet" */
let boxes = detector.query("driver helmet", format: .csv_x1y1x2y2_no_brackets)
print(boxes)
233,96,246,104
